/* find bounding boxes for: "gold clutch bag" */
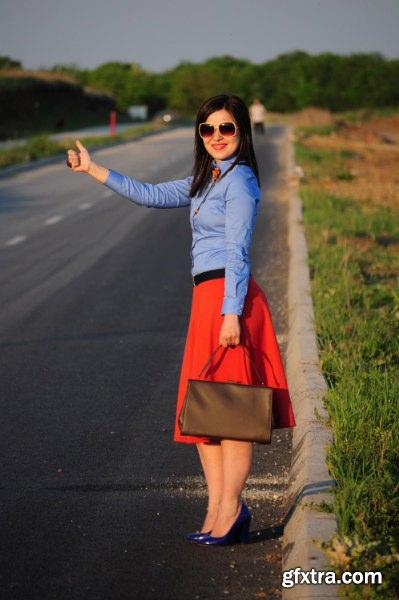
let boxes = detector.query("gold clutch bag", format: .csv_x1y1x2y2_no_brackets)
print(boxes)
179,345,274,444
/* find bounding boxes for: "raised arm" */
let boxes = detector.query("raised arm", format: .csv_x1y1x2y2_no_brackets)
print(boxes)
221,172,260,316
104,169,192,209
66,139,192,208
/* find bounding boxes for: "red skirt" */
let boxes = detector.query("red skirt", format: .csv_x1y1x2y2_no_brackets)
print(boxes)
174,275,296,443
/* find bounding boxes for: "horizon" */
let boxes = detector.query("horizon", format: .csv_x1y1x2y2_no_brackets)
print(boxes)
3,48,398,76
1,0,398,73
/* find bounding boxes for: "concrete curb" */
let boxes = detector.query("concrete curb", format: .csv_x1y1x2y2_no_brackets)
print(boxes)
282,126,339,599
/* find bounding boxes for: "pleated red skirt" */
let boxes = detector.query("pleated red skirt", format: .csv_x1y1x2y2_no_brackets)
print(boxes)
173,275,296,443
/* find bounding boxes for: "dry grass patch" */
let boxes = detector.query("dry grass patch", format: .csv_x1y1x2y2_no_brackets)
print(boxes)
294,115,399,209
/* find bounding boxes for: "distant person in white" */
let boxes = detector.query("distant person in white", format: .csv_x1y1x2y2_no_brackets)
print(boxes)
249,99,267,135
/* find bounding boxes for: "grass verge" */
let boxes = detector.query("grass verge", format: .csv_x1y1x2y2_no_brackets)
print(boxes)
0,123,167,169
295,126,399,599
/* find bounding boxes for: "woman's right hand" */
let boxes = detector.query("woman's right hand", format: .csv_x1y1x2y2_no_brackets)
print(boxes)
66,139,92,173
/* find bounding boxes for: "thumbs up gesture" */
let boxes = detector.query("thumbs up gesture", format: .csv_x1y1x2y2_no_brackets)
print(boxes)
66,139,92,173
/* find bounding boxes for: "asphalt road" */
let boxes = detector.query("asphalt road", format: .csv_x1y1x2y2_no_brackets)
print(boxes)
0,126,292,600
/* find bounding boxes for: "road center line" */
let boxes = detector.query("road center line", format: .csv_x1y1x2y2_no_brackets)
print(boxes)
4,235,27,247
78,202,93,210
44,215,63,226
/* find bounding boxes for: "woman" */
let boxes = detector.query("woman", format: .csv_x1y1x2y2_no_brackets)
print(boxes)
66,94,296,546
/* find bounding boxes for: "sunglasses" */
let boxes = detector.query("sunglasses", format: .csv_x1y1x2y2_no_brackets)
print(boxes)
198,122,238,139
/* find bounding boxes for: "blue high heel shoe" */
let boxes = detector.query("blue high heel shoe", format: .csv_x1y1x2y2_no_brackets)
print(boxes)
194,502,251,546
186,530,212,542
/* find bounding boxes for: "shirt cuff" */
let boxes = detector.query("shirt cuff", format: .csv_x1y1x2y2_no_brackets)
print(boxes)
104,169,124,191
221,297,244,316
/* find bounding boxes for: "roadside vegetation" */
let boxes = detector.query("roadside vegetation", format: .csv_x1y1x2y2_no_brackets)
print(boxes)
293,108,399,599
1,50,398,172
1,50,398,139
0,123,167,170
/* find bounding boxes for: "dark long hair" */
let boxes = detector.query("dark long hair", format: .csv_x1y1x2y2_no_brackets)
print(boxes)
190,94,260,198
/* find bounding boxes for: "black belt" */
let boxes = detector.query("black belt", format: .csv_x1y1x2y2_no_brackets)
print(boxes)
193,268,225,286
192,268,252,286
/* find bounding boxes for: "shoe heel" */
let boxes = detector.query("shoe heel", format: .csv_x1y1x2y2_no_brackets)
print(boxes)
238,517,251,543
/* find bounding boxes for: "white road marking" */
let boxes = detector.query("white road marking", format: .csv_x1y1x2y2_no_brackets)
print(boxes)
102,190,114,197
5,235,27,247
78,202,93,210
44,215,63,226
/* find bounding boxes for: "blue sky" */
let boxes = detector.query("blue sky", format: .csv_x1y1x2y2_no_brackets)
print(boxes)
1,0,398,72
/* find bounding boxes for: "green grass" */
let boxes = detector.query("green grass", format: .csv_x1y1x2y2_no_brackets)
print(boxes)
296,124,336,137
294,142,360,182
0,123,167,169
299,183,399,598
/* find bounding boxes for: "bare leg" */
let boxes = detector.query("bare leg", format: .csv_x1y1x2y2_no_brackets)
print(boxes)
196,442,223,532
209,439,254,537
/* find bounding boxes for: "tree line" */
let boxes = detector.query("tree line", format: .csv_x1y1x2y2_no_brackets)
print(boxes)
1,51,398,116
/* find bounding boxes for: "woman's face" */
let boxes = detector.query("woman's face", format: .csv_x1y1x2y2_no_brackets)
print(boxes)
201,108,240,164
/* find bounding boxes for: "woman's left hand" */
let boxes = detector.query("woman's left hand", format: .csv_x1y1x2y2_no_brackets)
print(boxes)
219,314,240,347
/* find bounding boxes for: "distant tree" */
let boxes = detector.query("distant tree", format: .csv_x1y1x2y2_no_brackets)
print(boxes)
164,55,258,114
0,55,23,70
87,61,165,114
49,63,91,86
255,51,314,111
166,61,223,114
41,52,399,115
253,50,399,112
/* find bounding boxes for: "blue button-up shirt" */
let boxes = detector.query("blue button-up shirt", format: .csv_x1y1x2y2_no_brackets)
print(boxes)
104,154,261,315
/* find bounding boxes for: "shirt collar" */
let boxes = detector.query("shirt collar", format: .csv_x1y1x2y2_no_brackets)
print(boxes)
212,153,243,174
